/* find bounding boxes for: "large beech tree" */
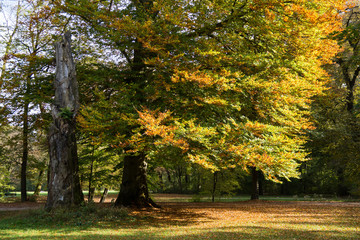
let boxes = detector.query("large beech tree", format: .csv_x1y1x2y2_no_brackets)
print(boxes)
51,0,345,206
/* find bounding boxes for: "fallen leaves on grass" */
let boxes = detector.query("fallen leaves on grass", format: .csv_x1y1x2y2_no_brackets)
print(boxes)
0,200,359,239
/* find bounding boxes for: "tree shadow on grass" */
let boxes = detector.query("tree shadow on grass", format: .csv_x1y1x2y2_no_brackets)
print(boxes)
0,201,359,239
0,203,210,233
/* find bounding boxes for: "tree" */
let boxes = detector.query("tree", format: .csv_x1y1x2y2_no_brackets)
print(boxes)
0,126,17,195
46,32,84,210
78,139,122,202
0,125,47,196
1,0,62,202
306,3,360,196
52,0,345,205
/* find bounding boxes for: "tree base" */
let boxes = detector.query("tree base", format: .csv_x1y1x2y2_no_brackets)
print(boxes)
114,153,160,209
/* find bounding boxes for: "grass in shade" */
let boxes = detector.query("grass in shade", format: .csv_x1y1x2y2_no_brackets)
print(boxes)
0,194,359,239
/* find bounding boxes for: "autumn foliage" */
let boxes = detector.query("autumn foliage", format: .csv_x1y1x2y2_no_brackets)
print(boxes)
62,0,347,185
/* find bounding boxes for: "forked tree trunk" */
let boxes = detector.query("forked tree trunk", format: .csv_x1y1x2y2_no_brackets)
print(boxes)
46,32,83,211
114,153,159,208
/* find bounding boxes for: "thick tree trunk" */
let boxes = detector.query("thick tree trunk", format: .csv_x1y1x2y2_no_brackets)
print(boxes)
113,2,157,208
114,153,159,208
251,167,259,200
46,32,83,210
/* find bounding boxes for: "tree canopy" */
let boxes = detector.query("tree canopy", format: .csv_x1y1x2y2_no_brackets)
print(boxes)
3,0,360,206
61,0,345,180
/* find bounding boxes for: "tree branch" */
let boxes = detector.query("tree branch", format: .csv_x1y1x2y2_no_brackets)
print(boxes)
186,0,248,38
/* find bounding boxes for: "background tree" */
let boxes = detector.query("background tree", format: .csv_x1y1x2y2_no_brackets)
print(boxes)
305,3,360,197
78,140,122,202
1,0,62,202
0,126,18,195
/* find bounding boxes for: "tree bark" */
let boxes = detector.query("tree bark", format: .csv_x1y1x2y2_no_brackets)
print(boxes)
114,153,159,208
46,32,83,210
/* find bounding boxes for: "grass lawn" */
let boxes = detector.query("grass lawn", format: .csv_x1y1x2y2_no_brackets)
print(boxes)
0,195,359,239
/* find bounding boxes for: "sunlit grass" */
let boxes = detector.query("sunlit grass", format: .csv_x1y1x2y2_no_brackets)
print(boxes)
0,200,359,239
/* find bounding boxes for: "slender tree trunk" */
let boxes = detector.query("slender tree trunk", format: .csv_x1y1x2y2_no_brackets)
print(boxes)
21,101,29,202
46,32,83,211
165,168,176,191
211,171,218,203
195,167,201,193
251,167,259,200
88,154,94,202
114,153,159,208
336,168,348,196
176,166,183,194
99,188,108,203
33,170,44,196
88,188,95,201
157,170,164,192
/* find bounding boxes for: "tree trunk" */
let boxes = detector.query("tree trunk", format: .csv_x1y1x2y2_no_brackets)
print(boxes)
114,153,159,208
88,154,94,202
33,170,44,196
46,32,83,211
258,172,264,196
211,171,218,203
113,2,157,208
88,188,95,202
251,167,259,200
21,102,29,202
336,168,349,197
157,170,164,192
176,166,183,194
99,188,108,203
